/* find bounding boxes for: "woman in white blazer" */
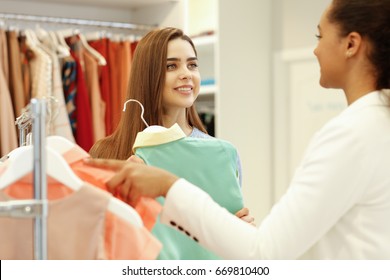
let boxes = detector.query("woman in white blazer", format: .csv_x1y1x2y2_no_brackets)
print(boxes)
86,0,390,259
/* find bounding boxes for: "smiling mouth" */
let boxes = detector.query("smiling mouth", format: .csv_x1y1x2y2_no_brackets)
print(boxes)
175,87,193,94
176,87,193,91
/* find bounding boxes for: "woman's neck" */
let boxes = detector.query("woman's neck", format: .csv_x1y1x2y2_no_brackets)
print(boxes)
162,110,193,136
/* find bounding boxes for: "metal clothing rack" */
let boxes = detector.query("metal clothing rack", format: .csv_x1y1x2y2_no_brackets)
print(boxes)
0,12,156,32
0,98,48,260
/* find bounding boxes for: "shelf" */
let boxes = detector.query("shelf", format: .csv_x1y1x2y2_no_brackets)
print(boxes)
199,85,217,95
192,34,216,46
9,0,179,9
192,34,216,54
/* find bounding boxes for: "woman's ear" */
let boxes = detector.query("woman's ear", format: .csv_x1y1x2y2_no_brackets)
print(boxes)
345,31,362,58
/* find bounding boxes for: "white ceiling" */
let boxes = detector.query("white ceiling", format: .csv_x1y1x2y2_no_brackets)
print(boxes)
10,0,178,9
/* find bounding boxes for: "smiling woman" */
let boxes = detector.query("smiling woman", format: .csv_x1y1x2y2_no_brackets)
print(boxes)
163,38,201,132
89,27,207,160
88,27,252,260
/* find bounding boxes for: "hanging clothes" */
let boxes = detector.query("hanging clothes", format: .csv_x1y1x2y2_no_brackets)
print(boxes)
118,40,132,106
39,33,75,142
60,143,162,231
62,55,77,136
107,40,122,132
0,182,161,260
83,50,106,142
6,30,26,118
0,145,162,260
0,23,141,155
18,34,33,107
133,124,244,260
66,35,94,151
88,38,112,136
0,29,18,157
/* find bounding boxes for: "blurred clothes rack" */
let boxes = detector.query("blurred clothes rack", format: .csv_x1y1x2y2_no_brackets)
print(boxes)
0,13,156,33
0,99,163,260
0,12,151,156
0,98,48,260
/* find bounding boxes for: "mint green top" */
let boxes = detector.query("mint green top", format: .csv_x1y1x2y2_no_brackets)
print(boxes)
135,134,243,260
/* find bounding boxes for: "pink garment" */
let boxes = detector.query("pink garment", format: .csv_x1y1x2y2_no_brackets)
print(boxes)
0,183,109,259
83,50,106,142
0,158,162,260
88,38,112,136
62,145,162,231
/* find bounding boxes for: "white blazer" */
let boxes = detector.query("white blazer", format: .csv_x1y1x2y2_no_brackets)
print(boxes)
160,91,390,259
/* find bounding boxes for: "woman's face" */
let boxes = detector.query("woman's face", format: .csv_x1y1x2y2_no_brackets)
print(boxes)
162,38,201,111
313,5,349,89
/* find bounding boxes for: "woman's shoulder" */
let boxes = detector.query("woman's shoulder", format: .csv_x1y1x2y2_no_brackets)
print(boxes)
189,127,214,139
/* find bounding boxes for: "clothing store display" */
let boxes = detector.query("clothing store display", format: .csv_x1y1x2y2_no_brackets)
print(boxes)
60,143,162,231
0,141,162,260
0,181,161,260
0,13,227,260
0,25,141,157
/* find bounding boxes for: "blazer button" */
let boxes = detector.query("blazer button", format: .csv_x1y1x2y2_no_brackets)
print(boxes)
185,230,191,236
178,226,184,231
193,237,199,242
170,221,177,227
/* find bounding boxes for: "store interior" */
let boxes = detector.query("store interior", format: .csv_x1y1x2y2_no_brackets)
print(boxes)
0,0,342,223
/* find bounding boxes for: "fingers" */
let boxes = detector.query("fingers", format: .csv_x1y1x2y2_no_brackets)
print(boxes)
126,155,145,164
235,207,249,218
235,207,256,226
240,215,255,225
106,164,132,192
83,158,126,171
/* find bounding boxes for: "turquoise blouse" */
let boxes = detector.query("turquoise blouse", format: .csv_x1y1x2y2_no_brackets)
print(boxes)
134,125,243,259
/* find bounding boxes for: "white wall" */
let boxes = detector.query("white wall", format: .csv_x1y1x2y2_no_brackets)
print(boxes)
217,0,272,222
215,0,336,223
186,0,217,36
273,0,330,50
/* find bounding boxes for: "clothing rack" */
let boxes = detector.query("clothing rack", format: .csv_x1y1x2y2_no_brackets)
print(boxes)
0,12,156,32
0,98,48,260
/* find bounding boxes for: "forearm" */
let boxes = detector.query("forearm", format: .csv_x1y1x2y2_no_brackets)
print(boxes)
161,179,260,259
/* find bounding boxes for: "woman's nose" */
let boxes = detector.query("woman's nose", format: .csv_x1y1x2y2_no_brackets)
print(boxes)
179,67,192,80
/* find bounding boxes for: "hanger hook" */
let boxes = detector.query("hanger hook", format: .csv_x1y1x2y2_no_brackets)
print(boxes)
122,99,149,127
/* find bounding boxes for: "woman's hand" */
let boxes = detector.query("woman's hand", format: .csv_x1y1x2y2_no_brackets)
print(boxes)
235,207,256,226
84,158,178,206
126,155,145,164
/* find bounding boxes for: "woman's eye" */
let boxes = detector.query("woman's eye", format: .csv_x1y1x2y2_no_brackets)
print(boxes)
188,63,198,69
315,34,322,40
167,64,176,70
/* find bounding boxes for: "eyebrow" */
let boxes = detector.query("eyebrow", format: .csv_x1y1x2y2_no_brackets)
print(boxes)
167,57,198,62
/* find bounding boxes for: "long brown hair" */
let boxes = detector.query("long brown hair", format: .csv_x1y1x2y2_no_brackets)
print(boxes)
89,27,207,159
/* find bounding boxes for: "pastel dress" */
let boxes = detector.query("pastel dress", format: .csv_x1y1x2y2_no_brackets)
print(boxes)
133,124,244,259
